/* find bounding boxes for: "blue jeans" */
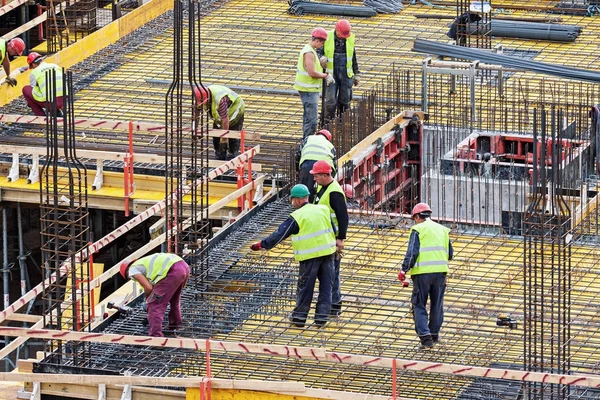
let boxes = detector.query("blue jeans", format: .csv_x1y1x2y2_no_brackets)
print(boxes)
324,53,353,122
298,91,319,140
331,254,342,311
291,254,334,325
299,160,317,203
411,273,447,339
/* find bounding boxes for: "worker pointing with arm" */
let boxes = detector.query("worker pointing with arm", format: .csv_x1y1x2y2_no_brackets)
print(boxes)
120,253,190,337
1,38,26,87
398,203,453,349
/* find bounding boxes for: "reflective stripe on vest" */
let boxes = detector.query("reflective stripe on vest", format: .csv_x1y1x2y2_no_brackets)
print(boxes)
31,62,64,102
323,31,355,78
0,41,5,65
208,85,245,126
315,180,345,232
133,253,183,285
299,134,334,166
293,44,322,92
290,204,336,261
410,219,450,275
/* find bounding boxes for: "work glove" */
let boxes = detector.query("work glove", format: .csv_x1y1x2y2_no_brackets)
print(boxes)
250,242,262,251
5,77,17,87
353,74,361,86
325,73,335,86
398,270,409,287
319,56,328,69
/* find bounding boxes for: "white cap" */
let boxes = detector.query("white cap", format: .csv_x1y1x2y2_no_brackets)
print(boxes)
469,1,491,13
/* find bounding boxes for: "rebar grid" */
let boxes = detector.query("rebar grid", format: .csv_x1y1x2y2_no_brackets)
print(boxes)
46,0,98,53
455,0,493,49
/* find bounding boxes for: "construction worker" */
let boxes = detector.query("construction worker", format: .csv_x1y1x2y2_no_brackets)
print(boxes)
342,183,360,209
194,84,245,161
250,184,336,328
22,52,65,117
311,160,348,317
293,27,335,139
398,203,453,349
120,253,191,337
296,128,336,202
317,19,360,122
1,38,26,87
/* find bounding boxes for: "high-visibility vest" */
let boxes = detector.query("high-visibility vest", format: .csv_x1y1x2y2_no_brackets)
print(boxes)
30,62,64,102
0,40,6,65
315,180,345,232
130,253,183,285
293,43,322,93
208,85,245,127
323,31,355,78
290,204,336,262
410,219,450,275
299,134,334,167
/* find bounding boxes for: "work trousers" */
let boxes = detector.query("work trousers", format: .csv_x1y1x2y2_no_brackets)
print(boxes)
330,254,342,314
298,91,319,140
411,272,447,340
324,54,353,122
298,160,317,203
146,260,190,337
22,85,64,117
212,115,244,160
291,254,334,326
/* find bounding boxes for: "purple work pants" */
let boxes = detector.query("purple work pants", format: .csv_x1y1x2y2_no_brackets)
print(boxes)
22,85,64,117
146,260,190,337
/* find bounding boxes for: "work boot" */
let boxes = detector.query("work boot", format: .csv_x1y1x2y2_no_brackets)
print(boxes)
314,320,327,328
432,334,439,343
214,151,227,161
288,315,305,328
330,303,342,317
419,334,434,349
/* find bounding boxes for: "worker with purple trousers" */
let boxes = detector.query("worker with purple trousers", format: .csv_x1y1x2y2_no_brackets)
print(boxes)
250,184,336,328
397,203,453,348
120,253,190,337
311,160,348,317
317,19,360,123
295,128,336,203
294,27,335,139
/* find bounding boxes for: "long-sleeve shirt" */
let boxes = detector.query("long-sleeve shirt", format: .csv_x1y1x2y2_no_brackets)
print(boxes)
316,34,360,75
401,230,454,272
315,182,348,240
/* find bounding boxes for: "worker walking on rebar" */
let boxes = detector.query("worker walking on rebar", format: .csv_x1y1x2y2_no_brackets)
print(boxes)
296,129,336,202
120,253,190,337
22,52,65,117
1,38,25,87
311,160,348,317
194,84,245,161
250,184,336,328
293,27,335,139
317,19,360,123
398,203,453,349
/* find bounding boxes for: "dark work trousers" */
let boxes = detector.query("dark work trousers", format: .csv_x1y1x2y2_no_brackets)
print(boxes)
324,53,353,122
23,85,64,117
212,115,244,160
298,160,317,203
291,254,335,325
411,272,447,341
330,254,342,315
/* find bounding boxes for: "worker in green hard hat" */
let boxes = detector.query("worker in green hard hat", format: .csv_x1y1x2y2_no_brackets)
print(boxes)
250,184,336,328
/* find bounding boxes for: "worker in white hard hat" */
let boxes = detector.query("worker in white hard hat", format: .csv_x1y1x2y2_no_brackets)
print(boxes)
397,203,453,349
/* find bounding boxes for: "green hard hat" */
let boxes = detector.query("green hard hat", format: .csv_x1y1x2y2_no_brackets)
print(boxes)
290,184,310,198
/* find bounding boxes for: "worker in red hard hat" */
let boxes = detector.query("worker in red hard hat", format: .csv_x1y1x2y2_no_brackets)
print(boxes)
120,253,190,337
341,183,360,209
295,128,336,202
310,160,348,317
1,38,26,87
293,27,335,139
194,84,245,160
250,184,336,328
316,19,360,122
397,202,453,349
22,53,65,117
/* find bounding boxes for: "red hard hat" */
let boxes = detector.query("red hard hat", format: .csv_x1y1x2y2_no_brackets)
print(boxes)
311,27,328,41
194,85,209,105
317,129,332,141
411,202,432,218
310,160,333,175
342,184,355,199
8,38,25,56
335,19,352,39
119,260,134,279
27,52,42,67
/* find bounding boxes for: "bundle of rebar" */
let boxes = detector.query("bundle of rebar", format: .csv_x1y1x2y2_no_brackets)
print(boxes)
469,20,583,42
363,0,403,13
287,0,377,17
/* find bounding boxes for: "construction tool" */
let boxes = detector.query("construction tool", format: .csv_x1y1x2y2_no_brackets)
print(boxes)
496,315,517,329
107,301,133,316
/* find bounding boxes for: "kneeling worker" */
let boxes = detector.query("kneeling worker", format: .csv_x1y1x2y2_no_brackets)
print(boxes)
22,52,65,116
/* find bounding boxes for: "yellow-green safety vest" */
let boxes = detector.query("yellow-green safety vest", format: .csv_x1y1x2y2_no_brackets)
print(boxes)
293,44,322,93
315,180,345,232
0,40,6,65
130,253,183,285
208,85,244,127
323,31,355,78
299,134,335,167
290,204,336,261
410,219,450,276
30,62,64,102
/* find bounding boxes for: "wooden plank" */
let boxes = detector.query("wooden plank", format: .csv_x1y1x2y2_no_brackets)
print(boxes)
0,0,27,17
1,13,46,40
4,313,43,323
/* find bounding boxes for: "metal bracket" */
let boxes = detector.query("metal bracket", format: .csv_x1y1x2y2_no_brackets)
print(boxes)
7,153,19,182
92,159,104,190
27,155,39,184
98,383,106,400
29,382,40,400
121,372,132,400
